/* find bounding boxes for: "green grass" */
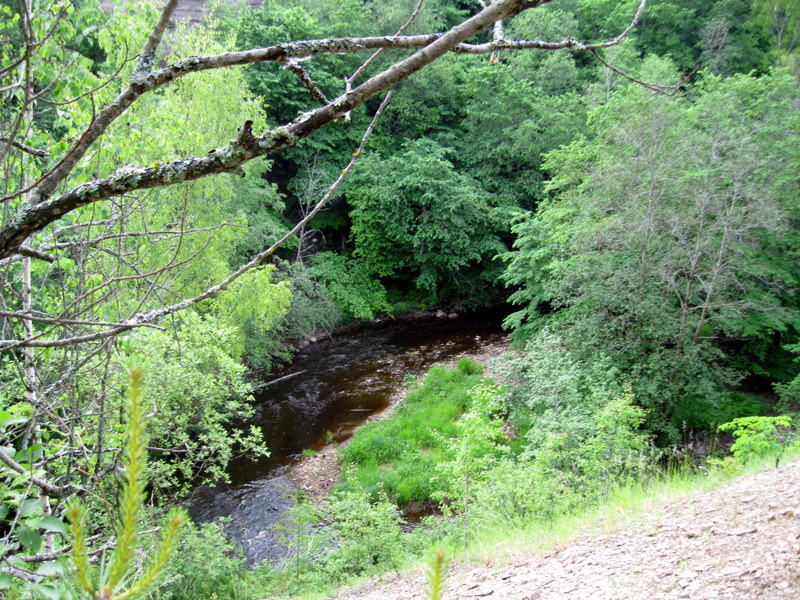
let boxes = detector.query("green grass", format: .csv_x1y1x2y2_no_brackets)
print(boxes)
436,451,798,568
338,359,488,504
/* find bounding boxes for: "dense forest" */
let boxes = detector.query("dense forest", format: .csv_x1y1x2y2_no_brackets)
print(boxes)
0,0,799,597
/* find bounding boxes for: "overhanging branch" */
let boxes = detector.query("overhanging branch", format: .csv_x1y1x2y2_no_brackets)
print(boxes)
0,0,648,260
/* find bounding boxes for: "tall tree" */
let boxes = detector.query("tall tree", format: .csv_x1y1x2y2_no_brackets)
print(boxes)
504,65,800,437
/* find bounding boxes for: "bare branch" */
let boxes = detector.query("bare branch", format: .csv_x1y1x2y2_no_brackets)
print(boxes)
284,59,329,105
0,311,166,330
38,223,234,252
590,47,696,95
17,245,55,262
0,135,48,157
346,0,426,90
139,0,181,68
0,448,73,498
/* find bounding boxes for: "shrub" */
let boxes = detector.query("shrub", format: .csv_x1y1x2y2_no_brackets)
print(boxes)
272,487,405,593
719,415,799,465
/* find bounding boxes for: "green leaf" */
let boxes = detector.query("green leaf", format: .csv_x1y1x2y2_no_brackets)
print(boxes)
19,497,41,517
36,562,65,577
34,515,69,535
37,583,61,599
0,572,14,589
16,524,42,552
15,444,43,464
0,411,27,428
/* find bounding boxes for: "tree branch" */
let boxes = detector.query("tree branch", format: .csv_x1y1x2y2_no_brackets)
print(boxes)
0,135,48,157
0,0,534,258
0,0,649,260
283,59,329,105
0,448,72,498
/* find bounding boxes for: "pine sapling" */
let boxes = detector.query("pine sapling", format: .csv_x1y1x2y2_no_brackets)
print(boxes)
64,364,186,600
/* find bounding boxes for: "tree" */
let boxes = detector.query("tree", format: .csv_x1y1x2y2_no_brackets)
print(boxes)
503,64,800,438
346,138,504,301
0,0,654,585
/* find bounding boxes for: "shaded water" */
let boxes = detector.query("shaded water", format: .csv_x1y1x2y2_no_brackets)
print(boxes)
189,311,506,564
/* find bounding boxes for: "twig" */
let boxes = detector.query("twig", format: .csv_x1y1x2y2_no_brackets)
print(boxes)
0,135,48,157
284,59,329,105
252,370,308,389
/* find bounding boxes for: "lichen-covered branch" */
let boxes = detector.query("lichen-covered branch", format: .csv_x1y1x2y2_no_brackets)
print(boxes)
0,0,538,258
0,0,649,261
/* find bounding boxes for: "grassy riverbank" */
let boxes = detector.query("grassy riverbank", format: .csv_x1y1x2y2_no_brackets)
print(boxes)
152,357,797,600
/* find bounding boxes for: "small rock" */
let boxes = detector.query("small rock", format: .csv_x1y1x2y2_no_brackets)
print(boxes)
719,566,740,577
685,529,701,538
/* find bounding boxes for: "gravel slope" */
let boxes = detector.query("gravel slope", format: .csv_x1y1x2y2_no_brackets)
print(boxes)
330,460,800,600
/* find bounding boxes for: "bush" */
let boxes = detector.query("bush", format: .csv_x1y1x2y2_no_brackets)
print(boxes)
271,488,405,594
719,415,799,465
158,521,263,600
307,252,392,321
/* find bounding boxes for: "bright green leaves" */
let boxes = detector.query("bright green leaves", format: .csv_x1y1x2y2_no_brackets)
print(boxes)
214,265,292,336
459,57,586,208
118,313,269,493
63,365,186,600
305,252,391,321
719,415,798,465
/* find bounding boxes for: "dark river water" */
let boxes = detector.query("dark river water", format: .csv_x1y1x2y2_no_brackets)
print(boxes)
189,310,507,564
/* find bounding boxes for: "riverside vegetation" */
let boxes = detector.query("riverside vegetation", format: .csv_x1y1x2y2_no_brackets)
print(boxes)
1,0,800,597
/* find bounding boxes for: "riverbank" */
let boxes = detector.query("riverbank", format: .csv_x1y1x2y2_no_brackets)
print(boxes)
287,335,512,498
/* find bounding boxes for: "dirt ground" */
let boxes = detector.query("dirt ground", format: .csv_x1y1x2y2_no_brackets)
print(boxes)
330,460,800,600
286,337,512,498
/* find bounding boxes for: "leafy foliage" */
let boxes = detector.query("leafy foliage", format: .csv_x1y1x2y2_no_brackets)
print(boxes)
719,415,798,464
347,139,505,301
62,365,186,600
306,252,392,321
118,313,269,492
272,487,405,593
503,67,800,438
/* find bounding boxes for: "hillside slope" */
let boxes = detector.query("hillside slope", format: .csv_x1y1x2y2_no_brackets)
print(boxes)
332,460,800,600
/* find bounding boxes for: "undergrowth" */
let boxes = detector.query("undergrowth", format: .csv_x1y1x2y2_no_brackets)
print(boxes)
148,360,799,600
337,358,491,504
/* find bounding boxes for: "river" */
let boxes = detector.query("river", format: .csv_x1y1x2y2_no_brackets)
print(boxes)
188,310,507,564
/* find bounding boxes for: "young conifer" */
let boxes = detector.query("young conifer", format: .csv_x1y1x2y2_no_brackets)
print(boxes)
64,364,186,599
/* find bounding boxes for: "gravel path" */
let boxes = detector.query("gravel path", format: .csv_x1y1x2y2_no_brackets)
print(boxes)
331,460,800,600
